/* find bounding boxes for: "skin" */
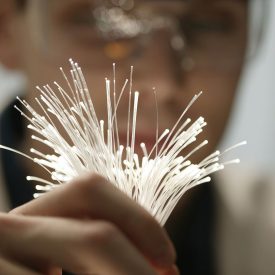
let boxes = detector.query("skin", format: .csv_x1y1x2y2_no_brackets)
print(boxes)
5,174,177,275
0,0,248,274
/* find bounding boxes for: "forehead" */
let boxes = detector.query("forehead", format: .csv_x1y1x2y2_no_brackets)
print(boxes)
36,0,248,9
26,0,248,21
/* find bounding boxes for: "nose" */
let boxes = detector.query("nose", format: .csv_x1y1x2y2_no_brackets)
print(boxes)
128,32,181,109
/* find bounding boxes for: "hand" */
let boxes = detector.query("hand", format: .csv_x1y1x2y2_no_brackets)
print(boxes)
0,173,179,275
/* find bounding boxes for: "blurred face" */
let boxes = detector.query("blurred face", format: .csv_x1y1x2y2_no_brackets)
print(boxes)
9,0,248,161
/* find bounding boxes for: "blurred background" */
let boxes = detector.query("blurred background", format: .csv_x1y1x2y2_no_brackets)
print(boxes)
0,0,274,172
220,0,275,172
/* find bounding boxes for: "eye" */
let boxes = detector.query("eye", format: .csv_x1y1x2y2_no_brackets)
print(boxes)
182,17,231,34
178,11,235,48
58,6,101,45
67,10,95,28
54,1,97,29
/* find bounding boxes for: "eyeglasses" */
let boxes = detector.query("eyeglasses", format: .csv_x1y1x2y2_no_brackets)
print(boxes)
30,0,261,72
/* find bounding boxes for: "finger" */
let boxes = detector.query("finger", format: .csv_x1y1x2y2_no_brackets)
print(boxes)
0,257,41,275
45,267,62,275
160,265,180,275
0,214,158,275
11,173,176,269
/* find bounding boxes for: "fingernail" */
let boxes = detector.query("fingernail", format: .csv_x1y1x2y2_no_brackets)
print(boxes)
162,264,180,275
155,241,177,268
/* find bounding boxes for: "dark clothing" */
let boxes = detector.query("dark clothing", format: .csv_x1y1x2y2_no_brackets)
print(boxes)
0,100,216,275
0,99,35,208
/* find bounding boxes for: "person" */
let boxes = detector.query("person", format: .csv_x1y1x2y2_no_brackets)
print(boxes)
0,0,274,274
